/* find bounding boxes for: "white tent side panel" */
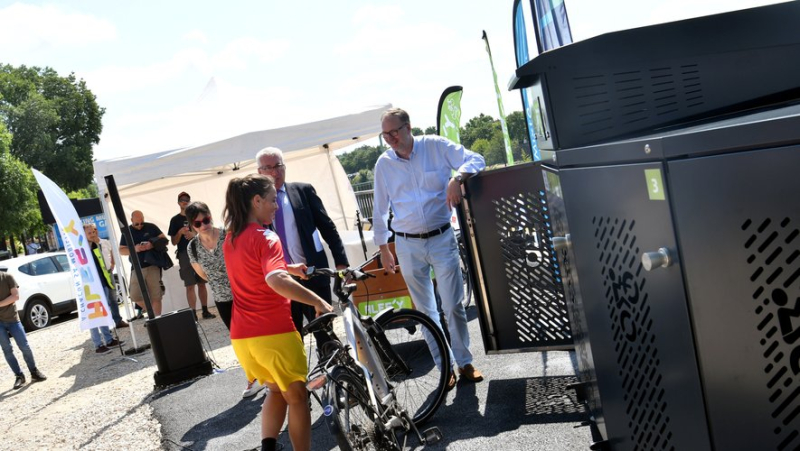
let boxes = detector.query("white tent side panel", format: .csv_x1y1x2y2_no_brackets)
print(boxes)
93,106,387,314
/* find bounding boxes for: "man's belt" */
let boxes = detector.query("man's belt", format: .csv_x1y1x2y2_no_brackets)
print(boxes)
394,223,450,239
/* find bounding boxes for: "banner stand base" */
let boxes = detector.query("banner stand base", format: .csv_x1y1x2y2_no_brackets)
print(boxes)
124,344,152,356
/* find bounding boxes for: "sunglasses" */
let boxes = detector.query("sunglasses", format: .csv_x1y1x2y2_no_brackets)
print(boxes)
131,222,144,227
193,216,212,228
178,197,191,203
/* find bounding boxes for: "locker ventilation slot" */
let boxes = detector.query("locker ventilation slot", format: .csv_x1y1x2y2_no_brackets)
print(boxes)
742,217,800,451
594,216,674,450
492,191,572,344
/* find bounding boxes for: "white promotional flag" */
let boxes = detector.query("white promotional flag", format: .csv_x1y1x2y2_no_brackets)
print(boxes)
33,169,114,331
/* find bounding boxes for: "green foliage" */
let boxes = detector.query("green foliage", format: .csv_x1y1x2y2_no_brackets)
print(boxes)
460,113,497,149
338,144,385,175
424,126,437,135
67,182,99,200
411,127,423,136
350,168,374,185
0,121,11,154
0,150,42,237
0,64,105,191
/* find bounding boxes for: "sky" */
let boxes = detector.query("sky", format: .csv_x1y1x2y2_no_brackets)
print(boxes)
0,0,786,161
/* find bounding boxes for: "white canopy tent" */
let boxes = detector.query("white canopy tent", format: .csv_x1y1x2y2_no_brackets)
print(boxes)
93,105,387,314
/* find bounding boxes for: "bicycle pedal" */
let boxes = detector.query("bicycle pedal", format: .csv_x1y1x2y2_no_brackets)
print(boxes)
421,427,443,445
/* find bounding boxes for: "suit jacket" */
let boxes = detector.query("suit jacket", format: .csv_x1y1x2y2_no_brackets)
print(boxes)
284,182,349,287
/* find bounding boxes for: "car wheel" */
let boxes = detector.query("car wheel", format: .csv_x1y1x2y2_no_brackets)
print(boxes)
24,298,52,331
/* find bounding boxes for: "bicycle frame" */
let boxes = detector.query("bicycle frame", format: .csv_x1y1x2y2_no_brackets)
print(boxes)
340,295,395,416
305,268,444,449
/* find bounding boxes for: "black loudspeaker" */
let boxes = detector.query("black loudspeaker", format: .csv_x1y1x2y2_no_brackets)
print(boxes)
147,309,212,387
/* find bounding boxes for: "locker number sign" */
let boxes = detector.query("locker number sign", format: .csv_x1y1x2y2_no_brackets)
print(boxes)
644,169,665,201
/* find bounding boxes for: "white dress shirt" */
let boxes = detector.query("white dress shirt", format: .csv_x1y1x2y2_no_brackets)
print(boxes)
372,135,485,246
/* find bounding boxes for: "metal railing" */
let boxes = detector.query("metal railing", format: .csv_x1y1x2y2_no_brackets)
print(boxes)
354,189,374,223
352,181,374,192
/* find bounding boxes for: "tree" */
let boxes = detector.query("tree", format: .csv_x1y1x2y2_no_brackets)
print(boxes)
0,64,104,191
460,113,497,149
338,144,385,176
424,126,437,135
411,127,423,136
0,146,41,238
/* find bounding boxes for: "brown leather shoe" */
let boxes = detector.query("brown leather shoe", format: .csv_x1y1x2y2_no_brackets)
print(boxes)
458,364,484,382
446,373,457,392
116,321,129,328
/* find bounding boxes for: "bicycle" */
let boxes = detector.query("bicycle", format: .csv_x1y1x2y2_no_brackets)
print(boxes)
303,266,451,450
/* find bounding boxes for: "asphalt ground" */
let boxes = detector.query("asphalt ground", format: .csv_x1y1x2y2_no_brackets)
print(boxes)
150,307,592,450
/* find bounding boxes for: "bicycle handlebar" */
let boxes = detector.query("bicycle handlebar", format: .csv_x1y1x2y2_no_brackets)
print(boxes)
306,266,375,282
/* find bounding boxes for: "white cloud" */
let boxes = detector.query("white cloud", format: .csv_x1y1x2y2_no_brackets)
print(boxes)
94,77,321,159
0,3,116,51
211,37,291,71
351,4,404,25
182,29,208,44
83,38,290,97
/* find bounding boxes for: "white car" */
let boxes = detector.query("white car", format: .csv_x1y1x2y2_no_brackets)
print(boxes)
0,252,77,331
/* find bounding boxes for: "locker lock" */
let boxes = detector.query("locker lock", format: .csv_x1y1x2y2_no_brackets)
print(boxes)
641,247,672,271
552,234,571,251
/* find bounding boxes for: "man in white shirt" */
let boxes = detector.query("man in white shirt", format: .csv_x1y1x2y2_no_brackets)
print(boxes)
372,108,486,390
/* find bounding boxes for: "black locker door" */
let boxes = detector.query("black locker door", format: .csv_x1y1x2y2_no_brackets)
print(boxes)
669,146,800,451
461,162,573,353
558,161,711,451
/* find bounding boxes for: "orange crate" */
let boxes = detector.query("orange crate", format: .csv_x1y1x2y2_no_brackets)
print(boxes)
352,242,415,316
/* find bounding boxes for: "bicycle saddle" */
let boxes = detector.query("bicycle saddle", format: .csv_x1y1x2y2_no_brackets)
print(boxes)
302,312,337,335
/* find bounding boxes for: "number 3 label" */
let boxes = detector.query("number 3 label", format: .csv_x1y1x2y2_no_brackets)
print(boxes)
644,169,666,201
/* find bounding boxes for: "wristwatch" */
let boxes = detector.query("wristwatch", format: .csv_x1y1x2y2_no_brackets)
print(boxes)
453,174,463,184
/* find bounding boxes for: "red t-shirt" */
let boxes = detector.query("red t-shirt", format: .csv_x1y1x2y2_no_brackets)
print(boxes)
223,222,295,339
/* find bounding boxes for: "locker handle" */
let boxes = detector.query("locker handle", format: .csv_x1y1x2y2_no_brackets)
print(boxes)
642,247,673,271
552,234,571,251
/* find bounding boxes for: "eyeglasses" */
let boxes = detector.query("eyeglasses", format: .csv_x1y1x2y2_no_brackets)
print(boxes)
381,123,408,139
193,216,212,228
258,163,285,172
178,197,190,203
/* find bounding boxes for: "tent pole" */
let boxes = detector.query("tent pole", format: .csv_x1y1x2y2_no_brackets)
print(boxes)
325,145,351,231
96,178,145,354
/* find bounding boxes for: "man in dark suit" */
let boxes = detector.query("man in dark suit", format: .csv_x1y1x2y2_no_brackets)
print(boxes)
256,147,349,340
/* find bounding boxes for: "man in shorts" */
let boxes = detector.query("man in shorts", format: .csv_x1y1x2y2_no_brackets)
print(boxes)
119,210,166,317
168,192,213,321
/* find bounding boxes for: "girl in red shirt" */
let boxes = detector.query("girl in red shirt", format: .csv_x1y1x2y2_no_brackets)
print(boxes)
223,174,333,451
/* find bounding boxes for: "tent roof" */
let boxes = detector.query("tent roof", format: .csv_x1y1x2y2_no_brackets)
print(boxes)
93,104,389,187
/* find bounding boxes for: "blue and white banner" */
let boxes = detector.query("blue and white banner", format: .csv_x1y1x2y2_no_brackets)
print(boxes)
33,169,114,331
514,0,542,161
533,0,574,53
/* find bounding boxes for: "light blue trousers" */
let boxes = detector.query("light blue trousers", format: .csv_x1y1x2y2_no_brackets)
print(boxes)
395,227,472,369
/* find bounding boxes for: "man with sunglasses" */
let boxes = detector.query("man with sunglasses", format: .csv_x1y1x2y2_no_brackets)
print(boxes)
168,192,214,321
119,210,166,317
373,108,486,391
255,147,349,347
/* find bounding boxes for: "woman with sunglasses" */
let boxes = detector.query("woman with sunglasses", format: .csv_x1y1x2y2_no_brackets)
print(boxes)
223,174,332,451
185,201,268,399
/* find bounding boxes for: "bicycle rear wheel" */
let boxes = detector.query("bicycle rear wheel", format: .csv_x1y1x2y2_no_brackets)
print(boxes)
323,367,378,451
375,309,450,425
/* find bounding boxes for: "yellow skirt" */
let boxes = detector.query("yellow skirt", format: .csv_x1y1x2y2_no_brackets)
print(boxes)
231,331,307,392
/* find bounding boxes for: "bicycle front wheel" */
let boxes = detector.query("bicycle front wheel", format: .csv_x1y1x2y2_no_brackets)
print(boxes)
323,367,378,451
375,309,450,425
